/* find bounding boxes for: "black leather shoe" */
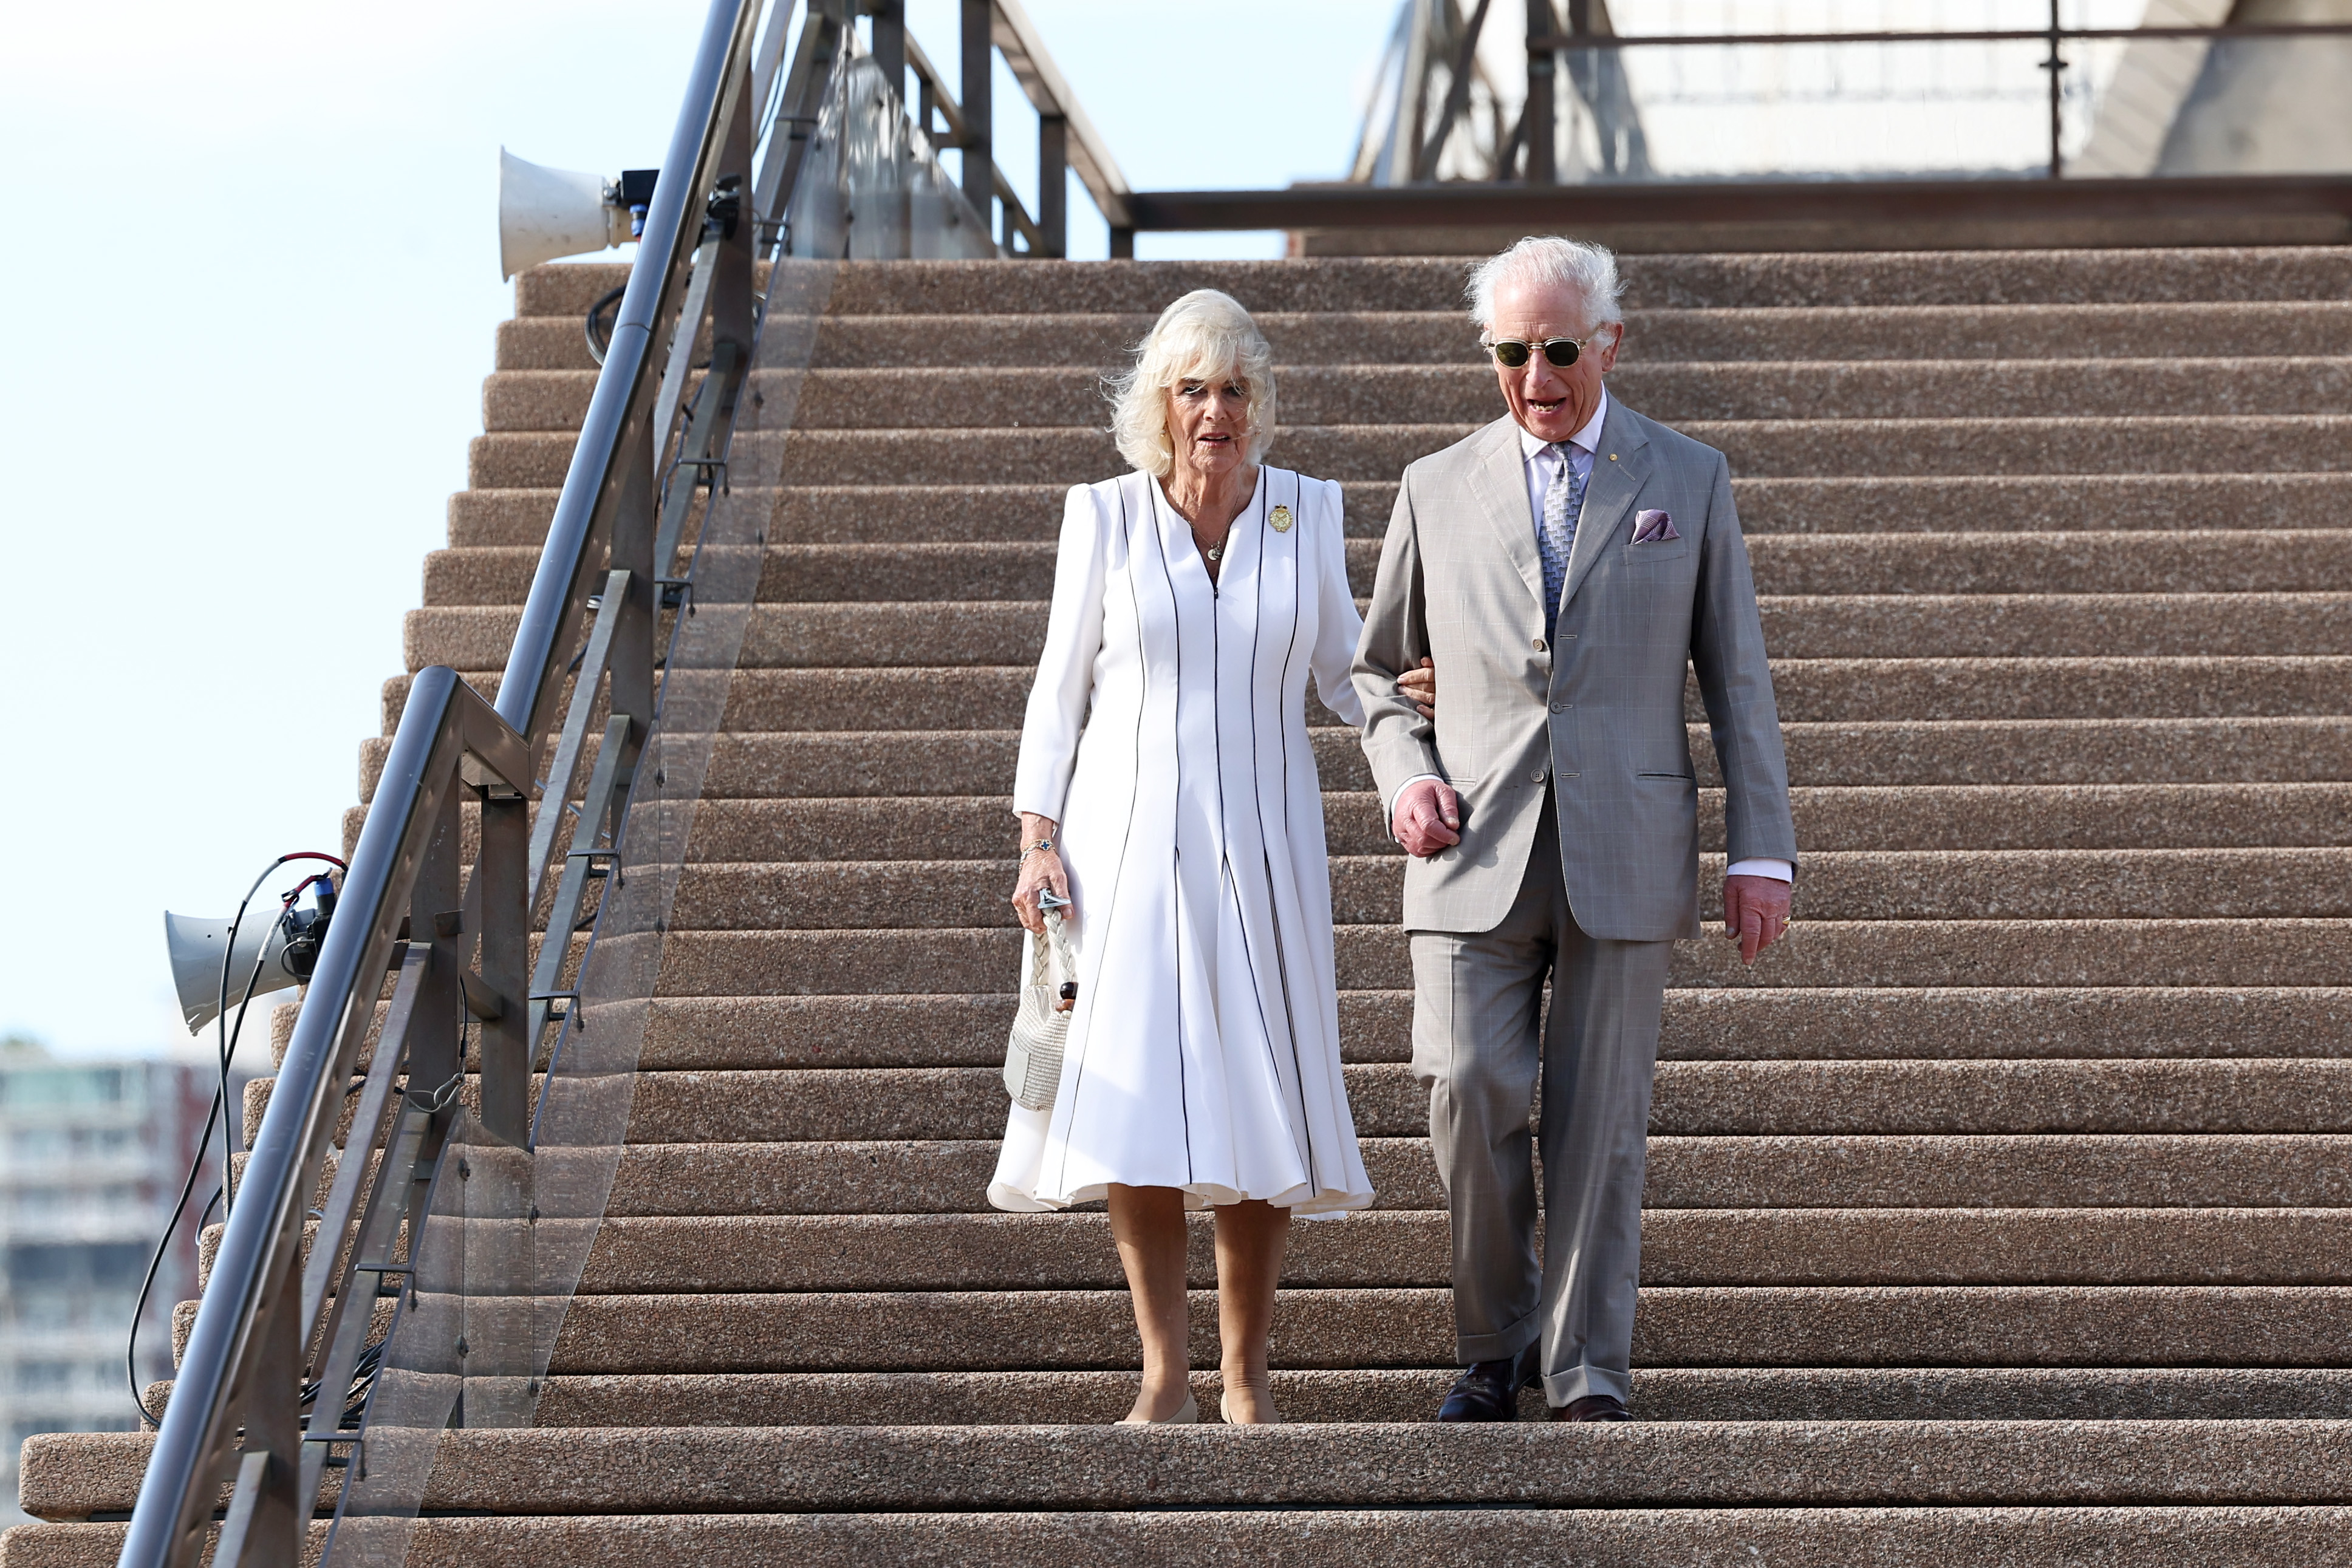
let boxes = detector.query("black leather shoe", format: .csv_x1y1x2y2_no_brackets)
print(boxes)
1435,1346,1538,1422
1551,1393,1632,1422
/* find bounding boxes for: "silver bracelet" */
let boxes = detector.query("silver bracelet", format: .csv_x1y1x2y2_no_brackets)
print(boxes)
1020,836,1056,860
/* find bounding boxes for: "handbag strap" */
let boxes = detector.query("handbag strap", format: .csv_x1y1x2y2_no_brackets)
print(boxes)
1030,906,1075,987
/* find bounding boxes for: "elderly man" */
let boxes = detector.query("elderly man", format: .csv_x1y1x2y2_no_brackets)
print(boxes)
1354,236,1798,1423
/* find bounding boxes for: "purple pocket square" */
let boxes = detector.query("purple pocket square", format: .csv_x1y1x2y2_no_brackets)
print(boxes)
1632,509,1680,544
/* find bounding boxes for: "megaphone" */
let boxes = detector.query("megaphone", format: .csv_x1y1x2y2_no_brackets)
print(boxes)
498,148,657,280
164,908,307,1034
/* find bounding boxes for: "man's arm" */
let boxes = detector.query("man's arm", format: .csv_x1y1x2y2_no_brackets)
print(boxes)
1353,474,1463,857
1689,451,1800,961
1353,471,1441,802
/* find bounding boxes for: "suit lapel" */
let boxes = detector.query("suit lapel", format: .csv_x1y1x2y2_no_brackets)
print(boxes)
1557,398,1652,618
1463,417,1546,617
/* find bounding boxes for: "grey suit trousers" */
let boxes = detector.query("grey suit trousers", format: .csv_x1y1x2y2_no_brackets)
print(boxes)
1409,796,1672,1408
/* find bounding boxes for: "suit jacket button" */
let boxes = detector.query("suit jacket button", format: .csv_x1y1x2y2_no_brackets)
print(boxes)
1532,638,1547,652
1550,702,1569,712
1530,767,1547,783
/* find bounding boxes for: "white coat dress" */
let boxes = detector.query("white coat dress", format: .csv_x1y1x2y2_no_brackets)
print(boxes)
989,465,1374,1216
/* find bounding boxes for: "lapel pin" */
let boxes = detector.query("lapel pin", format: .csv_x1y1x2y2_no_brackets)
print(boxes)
1269,504,1294,532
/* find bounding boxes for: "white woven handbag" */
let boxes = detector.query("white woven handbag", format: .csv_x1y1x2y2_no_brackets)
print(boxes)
1003,899,1076,1111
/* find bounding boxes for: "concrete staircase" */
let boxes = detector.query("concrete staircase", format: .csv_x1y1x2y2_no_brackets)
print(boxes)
14,249,2352,1564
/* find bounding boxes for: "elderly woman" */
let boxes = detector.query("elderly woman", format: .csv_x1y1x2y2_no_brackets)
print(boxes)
991,290,1429,1425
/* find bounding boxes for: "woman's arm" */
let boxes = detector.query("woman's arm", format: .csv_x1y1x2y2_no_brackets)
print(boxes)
1010,484,1109,930
1307,478,1367,728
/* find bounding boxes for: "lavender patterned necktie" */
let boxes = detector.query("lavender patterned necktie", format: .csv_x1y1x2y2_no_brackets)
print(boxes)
1539,441,1588,638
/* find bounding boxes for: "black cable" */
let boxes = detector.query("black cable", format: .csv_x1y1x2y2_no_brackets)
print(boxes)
214,856,343,1221
126,1086,224,1427
128,852,345,1427
585,284,627,366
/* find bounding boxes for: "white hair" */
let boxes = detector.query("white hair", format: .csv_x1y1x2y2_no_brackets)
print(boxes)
1107,289,1276,478
1465,236,1625,336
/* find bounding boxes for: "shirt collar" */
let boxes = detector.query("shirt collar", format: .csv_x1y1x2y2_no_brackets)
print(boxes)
1517,387,1610,462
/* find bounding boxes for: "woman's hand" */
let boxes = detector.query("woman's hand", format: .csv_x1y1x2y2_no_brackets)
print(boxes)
1398,656,1437,718
1011,813,1071,935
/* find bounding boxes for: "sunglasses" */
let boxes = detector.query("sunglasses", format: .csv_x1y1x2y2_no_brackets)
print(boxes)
1485,332,1604,370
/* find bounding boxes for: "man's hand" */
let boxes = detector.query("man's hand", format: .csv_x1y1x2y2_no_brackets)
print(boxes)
1723,874,1792,965
1392,778,1461,857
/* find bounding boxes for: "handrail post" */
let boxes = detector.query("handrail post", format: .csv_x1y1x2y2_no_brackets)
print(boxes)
410,789,466,1122
2046,0,2065,179
706,38,762,431
1525,0,1557,183
610,428,657,755
476,786,531,1145
240,1281,304,1565
1039,111,1067,257
871,0,906,94
960,0,993,225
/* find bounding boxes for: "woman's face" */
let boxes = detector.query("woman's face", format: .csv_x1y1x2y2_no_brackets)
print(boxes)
1164,367,1251,479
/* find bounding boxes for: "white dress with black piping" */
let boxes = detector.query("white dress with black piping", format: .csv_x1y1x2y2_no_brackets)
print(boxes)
989,466,1374,1216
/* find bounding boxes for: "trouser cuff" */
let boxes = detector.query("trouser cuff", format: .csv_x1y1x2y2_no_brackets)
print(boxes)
1542,1363,1632,1408
1454,1304,1542,1366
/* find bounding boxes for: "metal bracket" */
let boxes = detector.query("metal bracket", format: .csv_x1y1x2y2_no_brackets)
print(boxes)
458,969,508,1022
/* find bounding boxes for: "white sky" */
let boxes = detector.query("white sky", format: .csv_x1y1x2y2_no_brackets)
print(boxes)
0,1,1387,1058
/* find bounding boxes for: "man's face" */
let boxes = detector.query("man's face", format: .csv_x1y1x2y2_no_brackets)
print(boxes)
1485,276,1621,444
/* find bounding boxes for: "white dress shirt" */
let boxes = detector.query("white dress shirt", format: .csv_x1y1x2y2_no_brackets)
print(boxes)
1391,390,1792,884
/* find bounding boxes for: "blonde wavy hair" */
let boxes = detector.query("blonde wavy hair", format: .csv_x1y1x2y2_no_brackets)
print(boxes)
1106,290,1276,478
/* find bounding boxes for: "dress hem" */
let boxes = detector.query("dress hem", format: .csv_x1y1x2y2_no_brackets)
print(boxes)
987,1178,1373,1219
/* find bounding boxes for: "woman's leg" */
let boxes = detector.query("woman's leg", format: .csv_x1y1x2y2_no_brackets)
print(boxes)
1212,1199,1291,1422
1107,1183,1193,1420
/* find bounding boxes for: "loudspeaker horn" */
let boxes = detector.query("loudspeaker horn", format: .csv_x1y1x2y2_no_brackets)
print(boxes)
499,147,634,280
164,910,302,1034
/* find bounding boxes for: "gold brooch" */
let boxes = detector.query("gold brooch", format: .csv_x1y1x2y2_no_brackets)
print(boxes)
1269,504,1293,533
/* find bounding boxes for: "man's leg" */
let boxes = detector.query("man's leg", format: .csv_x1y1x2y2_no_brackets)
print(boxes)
1533,922,1674,1409
1409,818,1562,1368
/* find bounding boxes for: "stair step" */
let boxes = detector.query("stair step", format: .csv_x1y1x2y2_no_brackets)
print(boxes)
465,418,2352,489
570,1208,2352,1294
648,921,2352,996
664,849,2352,928
660,718,2352,800
121,1363,2352,1431
607,1059,2352,1145
604,1134,2352,1217
623,989,2351,1072
530,1365,2352,1427
515,250,2352,317
542,1285,2352,1371
419,536,2352,605
483,360,2352,435
380,658,2352,736
342,775,2352,873
24,1420,2352,1526
494,301,2352,374
443,474,2352,548
368,716,2336,803
657,784,2352,863
22,1507,2352,1568
405,593,2352,671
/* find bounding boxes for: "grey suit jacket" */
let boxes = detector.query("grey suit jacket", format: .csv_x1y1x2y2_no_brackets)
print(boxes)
1353,402,1798,939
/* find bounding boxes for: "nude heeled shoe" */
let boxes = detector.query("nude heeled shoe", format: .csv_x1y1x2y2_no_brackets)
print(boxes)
1219,1391,1281,1425
1116,1391,1198,1425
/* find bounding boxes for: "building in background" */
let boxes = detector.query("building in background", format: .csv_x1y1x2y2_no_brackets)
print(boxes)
1,1040,213,1527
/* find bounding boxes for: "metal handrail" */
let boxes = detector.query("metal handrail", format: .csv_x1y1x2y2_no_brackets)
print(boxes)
1498,7,2352,185
893,0,1132,256
989,0,1130,228
1526,19,2352,47
500,0,761,745
116,2,793,1563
